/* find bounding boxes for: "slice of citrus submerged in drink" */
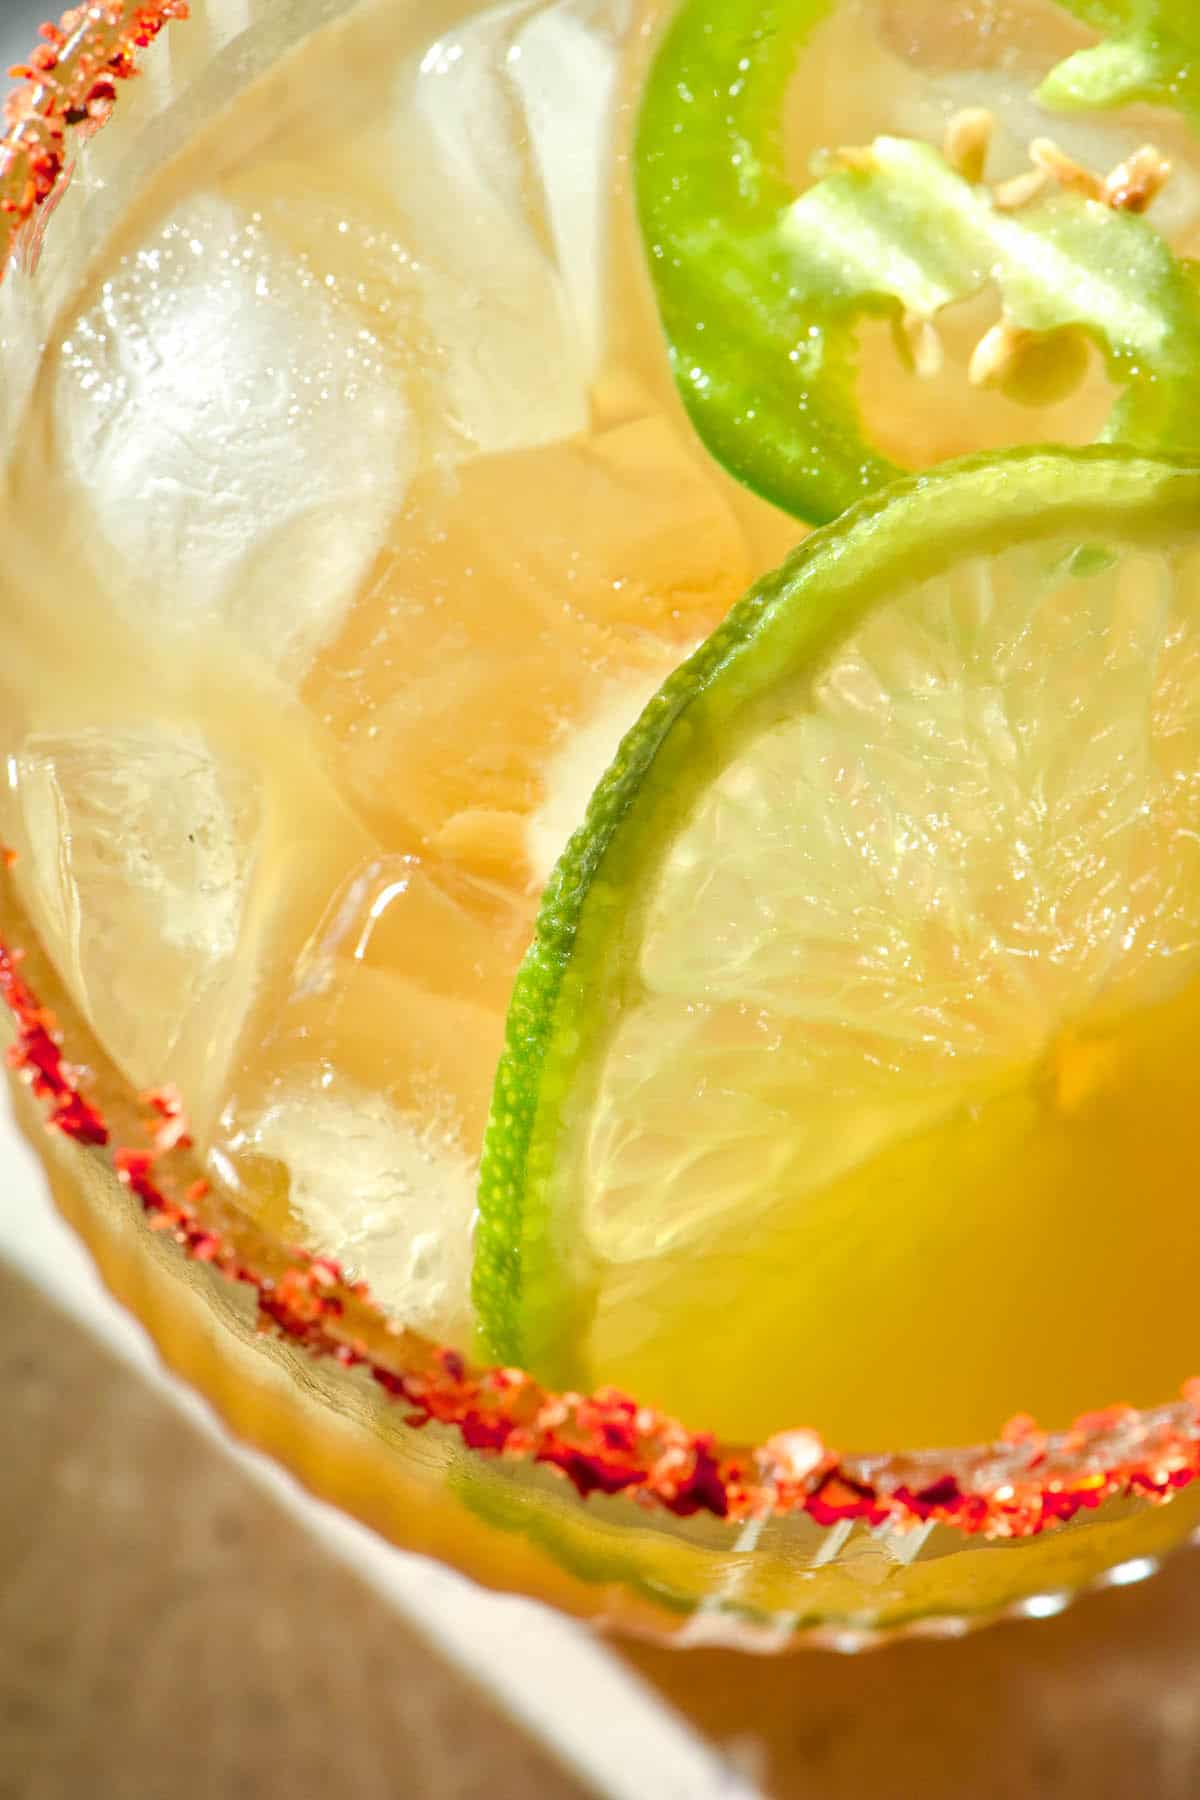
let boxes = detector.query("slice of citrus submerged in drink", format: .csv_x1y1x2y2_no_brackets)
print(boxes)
475,445,1200,1454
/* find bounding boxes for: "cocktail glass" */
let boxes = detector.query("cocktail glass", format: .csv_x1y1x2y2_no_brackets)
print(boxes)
3,0,1200,1654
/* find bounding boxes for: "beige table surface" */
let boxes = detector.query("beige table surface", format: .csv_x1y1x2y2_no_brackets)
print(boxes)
0,1258,595,1800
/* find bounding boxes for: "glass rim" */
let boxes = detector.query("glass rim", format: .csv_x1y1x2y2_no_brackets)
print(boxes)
4,0,1200,1554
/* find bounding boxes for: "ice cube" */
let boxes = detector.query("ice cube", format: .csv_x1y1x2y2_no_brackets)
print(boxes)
232,851,517,1146
50,193,414,683
302,848,521,990
212,852,513,1339
387,0,631,458
508,0,633,372
7,724,261,1109
219,1071,476,1342
305,412,751,856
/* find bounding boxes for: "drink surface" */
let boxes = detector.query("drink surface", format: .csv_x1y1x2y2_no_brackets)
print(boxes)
3,0,1200,1457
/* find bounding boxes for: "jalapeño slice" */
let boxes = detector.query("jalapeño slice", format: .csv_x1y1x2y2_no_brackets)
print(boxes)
1039,3,1200,126
635,0,1200,524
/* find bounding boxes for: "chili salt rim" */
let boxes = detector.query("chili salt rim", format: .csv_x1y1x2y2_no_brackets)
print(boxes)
6,924,1200,1538
5,3,1200,1544
0,1,188,271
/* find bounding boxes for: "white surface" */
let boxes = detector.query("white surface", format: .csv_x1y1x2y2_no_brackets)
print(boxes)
0,4,757,1793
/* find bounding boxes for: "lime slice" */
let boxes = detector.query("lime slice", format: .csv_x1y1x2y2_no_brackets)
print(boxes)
475,448,1200,1451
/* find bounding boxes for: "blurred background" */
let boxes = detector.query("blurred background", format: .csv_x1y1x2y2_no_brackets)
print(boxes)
6,4,1200,1797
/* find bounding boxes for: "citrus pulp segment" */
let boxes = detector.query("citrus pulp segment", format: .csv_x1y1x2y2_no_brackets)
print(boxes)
475,448,1200,1450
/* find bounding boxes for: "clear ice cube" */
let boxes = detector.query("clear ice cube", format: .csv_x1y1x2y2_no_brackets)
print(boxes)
305,412,751,859
386,0,630,458
213,852,517,1337
220,1071,476,1342
508,0,633,371
51,193,414,683
7,725,261,1108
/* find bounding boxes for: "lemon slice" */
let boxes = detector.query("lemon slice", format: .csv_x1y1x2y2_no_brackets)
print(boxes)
475,448,1200,1451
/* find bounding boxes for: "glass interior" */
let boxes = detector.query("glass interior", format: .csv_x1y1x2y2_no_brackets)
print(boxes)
3,0,1200,1647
